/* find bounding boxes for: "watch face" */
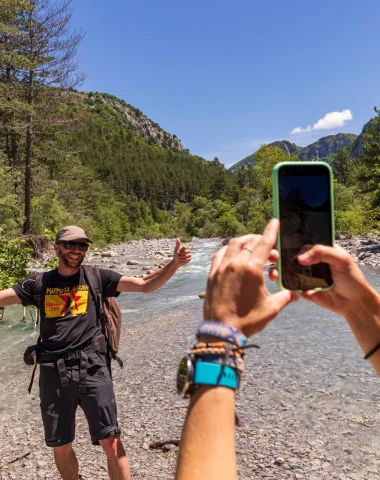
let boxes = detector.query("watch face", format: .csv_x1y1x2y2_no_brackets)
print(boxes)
177,355,193,397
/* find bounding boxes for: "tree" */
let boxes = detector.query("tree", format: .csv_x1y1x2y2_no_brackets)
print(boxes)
332,147,356,186
254,145,298,198
0,0,85,233
360,107,380,210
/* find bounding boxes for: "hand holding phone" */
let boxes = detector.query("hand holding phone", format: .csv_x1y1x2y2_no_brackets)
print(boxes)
272,162,335,292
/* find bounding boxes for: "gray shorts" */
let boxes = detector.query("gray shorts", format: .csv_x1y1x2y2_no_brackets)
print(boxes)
39,363,120,447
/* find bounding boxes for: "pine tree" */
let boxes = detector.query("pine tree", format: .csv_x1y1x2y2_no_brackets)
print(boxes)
0,0,85,233
360,107,380,209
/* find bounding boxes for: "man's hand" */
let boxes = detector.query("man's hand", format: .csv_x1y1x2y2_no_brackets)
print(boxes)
295,244,380,316
173,238,191,267
203,219,299,338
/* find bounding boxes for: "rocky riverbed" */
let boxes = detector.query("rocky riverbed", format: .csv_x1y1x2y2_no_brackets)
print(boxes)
28,235,380,275
1,301,380,479
337,235,380,269
1,236,380,479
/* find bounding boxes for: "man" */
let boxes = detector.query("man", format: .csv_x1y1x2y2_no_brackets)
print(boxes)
0,225,191,480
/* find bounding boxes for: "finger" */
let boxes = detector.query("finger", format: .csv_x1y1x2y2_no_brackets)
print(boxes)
175,238,181,253
269,289,299,316
268,267,278,282
222,234,261,264
268,249,279,263
298,244,351,270
250,219,280,268
209,245,228,278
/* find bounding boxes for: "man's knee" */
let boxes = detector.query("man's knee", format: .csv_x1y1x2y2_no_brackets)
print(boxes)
54,443,73,458
99,435,125,457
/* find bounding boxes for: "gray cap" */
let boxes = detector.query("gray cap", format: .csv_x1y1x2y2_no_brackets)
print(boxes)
55,226,93,244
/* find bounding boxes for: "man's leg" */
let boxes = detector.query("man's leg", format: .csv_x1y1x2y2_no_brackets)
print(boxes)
39,366,78,478
54,443,79,480
99,436,130,480
80,365,129,479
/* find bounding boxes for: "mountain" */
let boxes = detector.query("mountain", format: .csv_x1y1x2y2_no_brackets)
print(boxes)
68,91,220,210
228,133,358,173
84,92,184,152
300,133,357,160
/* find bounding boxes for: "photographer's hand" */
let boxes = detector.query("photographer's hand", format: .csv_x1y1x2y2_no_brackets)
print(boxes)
296,245,380,373
176,219,298,480
204,218,299,337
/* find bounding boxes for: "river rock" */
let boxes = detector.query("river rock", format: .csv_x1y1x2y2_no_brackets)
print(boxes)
127,260,138,265
101,251,117,258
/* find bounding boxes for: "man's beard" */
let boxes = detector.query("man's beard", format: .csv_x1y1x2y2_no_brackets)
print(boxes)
58,251,85,269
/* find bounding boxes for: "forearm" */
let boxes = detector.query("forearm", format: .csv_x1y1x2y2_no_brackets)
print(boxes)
142,260,179,293
175,386,236,480
344,290,380,374
0,288,21,308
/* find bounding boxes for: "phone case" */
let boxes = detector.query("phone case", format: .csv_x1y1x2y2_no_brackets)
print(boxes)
272,161,335,292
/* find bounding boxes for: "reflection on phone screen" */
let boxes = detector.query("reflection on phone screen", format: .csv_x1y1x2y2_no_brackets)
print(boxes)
279,167,333,290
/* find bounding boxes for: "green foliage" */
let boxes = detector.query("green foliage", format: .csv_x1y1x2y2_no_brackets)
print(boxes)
359,107,380,214
254,145,298,198
0,156,22,235
45,257,59,269
0,237,31,289
331,147,357,186
335,210,367,237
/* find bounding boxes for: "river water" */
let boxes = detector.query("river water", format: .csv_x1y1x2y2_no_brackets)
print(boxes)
0,238,379,376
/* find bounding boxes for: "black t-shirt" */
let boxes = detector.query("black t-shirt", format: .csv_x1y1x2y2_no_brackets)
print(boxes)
13,267,122,354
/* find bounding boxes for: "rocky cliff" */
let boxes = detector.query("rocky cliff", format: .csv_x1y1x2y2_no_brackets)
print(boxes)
84,92,184,152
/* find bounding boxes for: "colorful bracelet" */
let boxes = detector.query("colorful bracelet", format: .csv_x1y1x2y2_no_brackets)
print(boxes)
196,320,248,347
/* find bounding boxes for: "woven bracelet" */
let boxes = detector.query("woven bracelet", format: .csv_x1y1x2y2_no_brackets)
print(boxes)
364,341,380,360
197,320,248,347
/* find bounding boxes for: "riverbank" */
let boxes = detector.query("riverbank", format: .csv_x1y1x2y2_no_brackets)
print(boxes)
28,234,380,276
1,294,380,479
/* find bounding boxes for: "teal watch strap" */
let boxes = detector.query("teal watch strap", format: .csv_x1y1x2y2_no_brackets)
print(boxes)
193,361,239,390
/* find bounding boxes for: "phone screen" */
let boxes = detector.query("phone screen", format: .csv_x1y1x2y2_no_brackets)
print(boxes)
278,164,333,290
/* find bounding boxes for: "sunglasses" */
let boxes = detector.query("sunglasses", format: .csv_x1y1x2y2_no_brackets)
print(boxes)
59,241,89,252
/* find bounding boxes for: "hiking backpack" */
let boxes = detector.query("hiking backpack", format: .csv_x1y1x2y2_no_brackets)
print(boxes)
82,265,123,368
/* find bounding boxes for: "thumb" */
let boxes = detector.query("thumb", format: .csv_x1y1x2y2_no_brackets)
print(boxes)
175,238,181,253
269,289,299,316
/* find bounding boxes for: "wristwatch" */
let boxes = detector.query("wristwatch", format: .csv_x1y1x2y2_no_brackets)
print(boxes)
176,355,240,398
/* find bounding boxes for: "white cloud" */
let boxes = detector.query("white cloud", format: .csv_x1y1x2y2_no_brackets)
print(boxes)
291,109,353,134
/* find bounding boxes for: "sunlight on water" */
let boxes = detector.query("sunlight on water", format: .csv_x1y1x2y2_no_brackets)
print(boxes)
0,239,378,353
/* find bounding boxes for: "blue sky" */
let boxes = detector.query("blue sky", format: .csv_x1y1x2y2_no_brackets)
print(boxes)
71,0,380,167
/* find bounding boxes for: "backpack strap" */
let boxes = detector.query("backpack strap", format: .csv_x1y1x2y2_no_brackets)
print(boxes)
33,272,45,313
82,265,102,323
82,265,123,370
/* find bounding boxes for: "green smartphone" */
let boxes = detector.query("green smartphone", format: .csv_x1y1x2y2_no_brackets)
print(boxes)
272,161,335,292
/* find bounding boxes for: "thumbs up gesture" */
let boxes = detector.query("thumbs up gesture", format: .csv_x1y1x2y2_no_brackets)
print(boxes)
173,238,192,267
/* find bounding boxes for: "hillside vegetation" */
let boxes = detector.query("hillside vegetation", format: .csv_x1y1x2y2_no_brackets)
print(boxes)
0,1,379,287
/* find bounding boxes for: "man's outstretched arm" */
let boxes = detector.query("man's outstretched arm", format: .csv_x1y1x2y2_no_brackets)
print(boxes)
116,239,191,294
0,289,21,308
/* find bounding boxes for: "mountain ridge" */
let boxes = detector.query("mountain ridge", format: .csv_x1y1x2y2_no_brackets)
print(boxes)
228,133,358,173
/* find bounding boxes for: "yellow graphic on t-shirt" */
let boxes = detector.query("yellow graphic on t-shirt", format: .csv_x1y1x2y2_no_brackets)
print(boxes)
45,285,89,318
